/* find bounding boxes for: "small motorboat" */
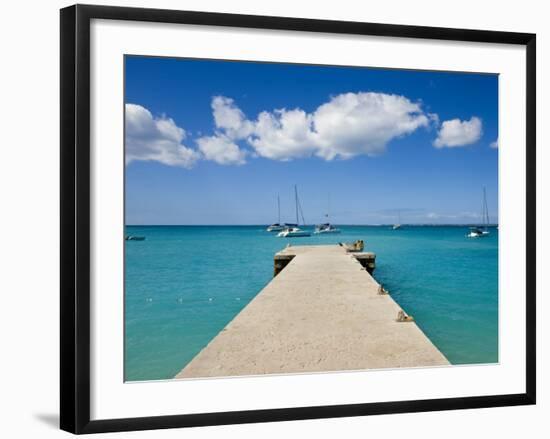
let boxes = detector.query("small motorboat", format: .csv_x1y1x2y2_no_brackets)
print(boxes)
125,235,145,241
277,227,311,238
314,223,341,234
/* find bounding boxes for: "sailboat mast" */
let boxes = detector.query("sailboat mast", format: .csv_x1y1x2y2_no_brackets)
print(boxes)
483,187,489,226
277,195,281,224
295,185,299,225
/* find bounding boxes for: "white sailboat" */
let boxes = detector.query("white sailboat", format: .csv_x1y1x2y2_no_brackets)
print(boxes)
392,211,402,230
315,222,341,234
467,187,491,238
278,185,311,238
278,226,310,237
314,195,340,234
266,195,285,232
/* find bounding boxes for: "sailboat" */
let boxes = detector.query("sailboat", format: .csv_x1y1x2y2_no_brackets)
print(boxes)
278,185,311,237
392,211,402,230
467,187,491,238
315,195,340,234
315,221,341,234
267,195,285,232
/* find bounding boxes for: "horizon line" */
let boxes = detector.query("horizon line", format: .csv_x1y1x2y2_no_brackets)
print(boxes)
126,223,500,227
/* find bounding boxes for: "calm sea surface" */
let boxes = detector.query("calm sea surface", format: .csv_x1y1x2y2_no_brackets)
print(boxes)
125,225,498,381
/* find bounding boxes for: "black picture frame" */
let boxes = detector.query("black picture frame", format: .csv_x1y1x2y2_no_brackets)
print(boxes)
60,4,536,434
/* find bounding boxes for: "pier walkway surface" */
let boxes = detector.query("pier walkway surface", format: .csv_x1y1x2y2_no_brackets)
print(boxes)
176,245,448,379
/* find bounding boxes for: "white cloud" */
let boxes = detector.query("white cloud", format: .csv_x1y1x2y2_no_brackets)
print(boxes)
490,138,498,149
213,92,430,161
434,116,483,148
127,96,483,169
428,113,440,125
211,96,254,140
125,104,199,168
311,92,430,160
196,135,247,165
250,108,317,160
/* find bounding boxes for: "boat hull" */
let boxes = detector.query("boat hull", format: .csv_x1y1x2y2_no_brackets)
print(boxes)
314,229,341,234
467,231,490,238
467,226,490,238
126,236,145,241
277,227,311,237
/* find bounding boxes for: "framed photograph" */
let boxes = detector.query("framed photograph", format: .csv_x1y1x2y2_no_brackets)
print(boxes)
60,4,536,434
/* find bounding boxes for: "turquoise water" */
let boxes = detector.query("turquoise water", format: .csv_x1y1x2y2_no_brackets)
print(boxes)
125,225,498,381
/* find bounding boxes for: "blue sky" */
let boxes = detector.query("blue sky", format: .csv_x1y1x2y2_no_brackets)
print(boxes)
125,56,498,225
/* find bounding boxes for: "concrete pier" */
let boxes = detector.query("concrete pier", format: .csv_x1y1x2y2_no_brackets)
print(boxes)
176,245,448,379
